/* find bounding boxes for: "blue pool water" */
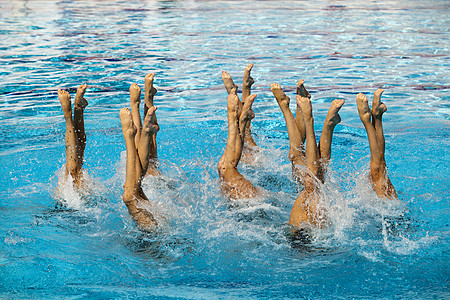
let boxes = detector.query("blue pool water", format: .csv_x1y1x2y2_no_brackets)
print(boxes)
1,0,449,298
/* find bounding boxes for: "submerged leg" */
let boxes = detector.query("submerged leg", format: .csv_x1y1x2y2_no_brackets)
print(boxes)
58,89,81,185
119,108,157,231
218,93,258,199
317,99,344,181
271,83,306,183
288,179,324,228
73,84,88,171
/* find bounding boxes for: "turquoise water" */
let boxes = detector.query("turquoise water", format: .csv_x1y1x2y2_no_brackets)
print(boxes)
1,0,449,298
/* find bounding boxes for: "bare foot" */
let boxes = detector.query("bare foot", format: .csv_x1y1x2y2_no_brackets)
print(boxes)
324,99,345,127
142,106,159,134
372,89,387,119
297,79,311,99
74,84,88,109
240,94,256,122
129,83,141,107
222,71,238,95
296,95,313,120
119,108,137,138
356,93,371,124
144,73,157,107
58,89,72,118
271,83,290,108
243,64,254,88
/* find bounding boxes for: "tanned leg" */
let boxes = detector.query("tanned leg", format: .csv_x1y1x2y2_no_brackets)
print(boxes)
242,64,257,148
58,89,81,186
356,92,397,199
317,99,345,182
372,91,397,198
289,96,325,228
119,108,157,231
297,96,319,177
129,83,142,149
271,83,306,183
138,106,159,177
144,73,160,176
217,93,258,199
372,89,386,154
73,84,88,171
238,94,257,150
222,71,239,96
295,79,310,144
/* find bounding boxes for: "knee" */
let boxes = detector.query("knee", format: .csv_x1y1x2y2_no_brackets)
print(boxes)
217,160,228,176
123,192,136,205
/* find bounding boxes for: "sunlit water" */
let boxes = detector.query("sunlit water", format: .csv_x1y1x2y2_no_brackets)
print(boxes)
1,0,449,298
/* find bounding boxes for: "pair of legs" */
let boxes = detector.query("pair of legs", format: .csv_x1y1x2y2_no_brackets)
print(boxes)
217,89,259,199
271,81,344,227
222,64,258,162
120,74,160,231
58,84,88,188
356,90,397,199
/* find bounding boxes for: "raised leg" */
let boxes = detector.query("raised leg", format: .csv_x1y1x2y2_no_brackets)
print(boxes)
138,106,159,177
289,96,326,228
295,79,310,144
297,96,319,177
141,73,161,176
242,64,257,148
356,93,382,166
73,84,88,171
317,99,344,181
129,83,142,148
356,92,397,199
58,89,81,185
144,73,157,115
222,71,239,96
372,89,386,154
119,108,157,231
271,83,306,182
217,93,258,199
144,73,160,176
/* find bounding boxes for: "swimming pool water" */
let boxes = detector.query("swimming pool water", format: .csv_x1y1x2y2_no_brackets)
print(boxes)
0,0,449,298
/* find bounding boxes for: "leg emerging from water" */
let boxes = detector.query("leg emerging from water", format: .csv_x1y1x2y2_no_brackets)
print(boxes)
222,67,259,164
295,79,310,145
356,91,397,199
317,99,344,182
58,89,82,188
73,84,88,171
271,83,306,184
217,93,258,199
242,64,258,149
120,107,158,231
144,73,160,176
289,96,326,228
